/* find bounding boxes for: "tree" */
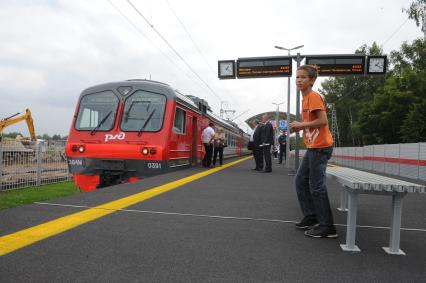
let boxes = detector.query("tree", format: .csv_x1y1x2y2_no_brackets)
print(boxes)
400,100,426,142
404,0,426,36
320,43,386,146
390,37,426,142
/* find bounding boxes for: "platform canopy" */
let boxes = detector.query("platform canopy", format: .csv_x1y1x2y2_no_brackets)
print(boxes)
245,111,296,130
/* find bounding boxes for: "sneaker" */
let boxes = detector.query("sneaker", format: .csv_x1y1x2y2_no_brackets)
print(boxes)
304,225,338,238
295,216,319,230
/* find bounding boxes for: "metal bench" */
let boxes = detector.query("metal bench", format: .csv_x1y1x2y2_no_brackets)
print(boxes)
326,166,426,255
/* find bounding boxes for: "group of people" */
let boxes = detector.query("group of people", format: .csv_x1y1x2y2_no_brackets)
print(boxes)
249,115,287,173
249,114,275,173
201,122,226,167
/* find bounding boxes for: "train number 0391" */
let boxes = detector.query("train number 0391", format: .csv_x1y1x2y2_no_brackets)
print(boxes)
147,162,162,169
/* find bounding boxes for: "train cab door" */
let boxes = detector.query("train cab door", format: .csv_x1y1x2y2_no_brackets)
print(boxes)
191,116,197,165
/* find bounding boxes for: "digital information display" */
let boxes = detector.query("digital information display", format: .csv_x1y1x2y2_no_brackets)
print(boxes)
237,56,292,78
305,56,365,76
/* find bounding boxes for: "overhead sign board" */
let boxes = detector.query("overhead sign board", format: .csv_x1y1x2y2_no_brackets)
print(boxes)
305,55,365,76
218,54,387,79
237,56,292,78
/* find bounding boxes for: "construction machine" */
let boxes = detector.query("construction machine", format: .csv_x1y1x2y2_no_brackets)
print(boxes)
0,109,36,141
0,109,38,163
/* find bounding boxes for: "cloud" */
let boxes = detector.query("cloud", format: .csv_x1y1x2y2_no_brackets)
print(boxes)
0,0,423,136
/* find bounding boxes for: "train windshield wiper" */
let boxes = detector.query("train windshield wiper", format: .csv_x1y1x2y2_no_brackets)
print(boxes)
138,109,156,136
91,111,112,135
124,101,151,122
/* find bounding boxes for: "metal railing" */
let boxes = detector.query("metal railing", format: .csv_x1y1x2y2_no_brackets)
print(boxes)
0,139,71,191
285,143,426,182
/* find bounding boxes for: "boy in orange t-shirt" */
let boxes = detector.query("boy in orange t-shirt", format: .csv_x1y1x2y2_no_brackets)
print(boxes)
289,65,337,238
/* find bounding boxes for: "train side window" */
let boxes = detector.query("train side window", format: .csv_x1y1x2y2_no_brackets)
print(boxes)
173,107,186,134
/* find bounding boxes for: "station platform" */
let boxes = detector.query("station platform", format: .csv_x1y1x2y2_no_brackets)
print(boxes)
1,156,425,282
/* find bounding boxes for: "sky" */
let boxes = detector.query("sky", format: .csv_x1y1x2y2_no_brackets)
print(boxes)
0,0,423,136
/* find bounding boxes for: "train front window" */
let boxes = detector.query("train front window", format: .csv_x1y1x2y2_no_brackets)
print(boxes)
75,91,119,131
121,90,166,132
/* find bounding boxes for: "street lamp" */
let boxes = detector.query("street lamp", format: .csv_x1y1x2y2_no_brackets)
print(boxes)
272,102,284,139
274,44,304,169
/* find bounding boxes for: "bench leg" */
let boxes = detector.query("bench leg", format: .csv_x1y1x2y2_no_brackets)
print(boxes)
382,194,406,255
337,186,348,212
340,190,361,252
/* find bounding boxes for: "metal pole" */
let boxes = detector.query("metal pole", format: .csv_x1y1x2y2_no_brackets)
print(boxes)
285,51,291,168
36,142,42,186
272,102,283,144
274,45,304,171
294,52,302,173
275,104,279,139
0,137,3,190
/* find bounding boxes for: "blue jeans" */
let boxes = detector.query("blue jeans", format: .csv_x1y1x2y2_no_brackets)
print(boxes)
295,147,334,227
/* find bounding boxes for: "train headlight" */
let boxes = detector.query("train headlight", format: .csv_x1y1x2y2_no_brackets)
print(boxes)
71,145,78,152
150,148,157,155
141,147,149,155
78,145,85,153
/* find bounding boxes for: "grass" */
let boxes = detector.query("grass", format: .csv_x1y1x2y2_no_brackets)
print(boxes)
0,181,79,210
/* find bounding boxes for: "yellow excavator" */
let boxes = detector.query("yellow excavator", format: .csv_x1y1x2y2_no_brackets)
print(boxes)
0,109,36,142
0,109,38,163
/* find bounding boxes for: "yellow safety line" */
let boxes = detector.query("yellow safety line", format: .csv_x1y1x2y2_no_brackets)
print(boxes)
0,156,252,256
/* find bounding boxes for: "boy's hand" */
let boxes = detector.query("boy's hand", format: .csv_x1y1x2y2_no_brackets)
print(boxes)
289,121,303,132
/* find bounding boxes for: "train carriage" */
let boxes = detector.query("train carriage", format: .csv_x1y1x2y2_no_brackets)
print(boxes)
66,79,249,192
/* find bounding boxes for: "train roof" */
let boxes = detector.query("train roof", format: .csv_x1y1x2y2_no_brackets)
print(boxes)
79,79,246,135
80,79,176,99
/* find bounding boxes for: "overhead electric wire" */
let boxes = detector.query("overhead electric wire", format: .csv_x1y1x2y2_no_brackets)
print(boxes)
107,0,206,92
126,0,223,102
164,0,238,111
382,18,409,48
165,0,215,73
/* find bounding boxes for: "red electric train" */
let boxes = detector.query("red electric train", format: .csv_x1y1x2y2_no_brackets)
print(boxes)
66,79,250,191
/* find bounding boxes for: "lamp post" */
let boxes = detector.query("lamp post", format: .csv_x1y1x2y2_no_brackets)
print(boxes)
274,44,304,170
272,102,284,142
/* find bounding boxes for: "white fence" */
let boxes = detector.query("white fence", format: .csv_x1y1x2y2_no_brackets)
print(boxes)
330,143,426,182
0,139,71,191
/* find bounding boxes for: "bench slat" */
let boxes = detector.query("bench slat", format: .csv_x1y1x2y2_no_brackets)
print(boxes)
326,166,426,193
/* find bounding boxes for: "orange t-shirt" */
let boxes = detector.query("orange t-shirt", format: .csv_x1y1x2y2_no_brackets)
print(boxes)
302,91,333,148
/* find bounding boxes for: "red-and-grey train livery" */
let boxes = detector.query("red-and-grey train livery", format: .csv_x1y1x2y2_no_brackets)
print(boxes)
66,79,250,192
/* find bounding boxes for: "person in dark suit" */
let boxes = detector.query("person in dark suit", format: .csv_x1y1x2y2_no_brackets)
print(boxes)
278,131,287,164
260,114,274,173
252,120,263,171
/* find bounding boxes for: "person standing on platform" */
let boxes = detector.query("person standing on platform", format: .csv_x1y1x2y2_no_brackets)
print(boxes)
253,119,263,171
201,122,215,167
278,131,287,164
212,127,225,166
289,65,337,239
260,114,274,173
249,120,260,170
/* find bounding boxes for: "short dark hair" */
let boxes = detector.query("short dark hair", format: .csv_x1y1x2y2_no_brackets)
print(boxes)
208,122,214,127
297,65,318,79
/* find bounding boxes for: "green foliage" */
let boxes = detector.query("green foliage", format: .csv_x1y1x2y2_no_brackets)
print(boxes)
1,132,22,139
320,42,385,146
0,181,79,210
400,100,426,142
320,33,426,145
403,0,426,36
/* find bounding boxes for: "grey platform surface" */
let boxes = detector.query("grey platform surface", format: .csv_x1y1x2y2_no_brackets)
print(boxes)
1,157,425,282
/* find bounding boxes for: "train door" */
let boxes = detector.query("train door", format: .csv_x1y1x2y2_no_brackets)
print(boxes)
191,116,197,165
